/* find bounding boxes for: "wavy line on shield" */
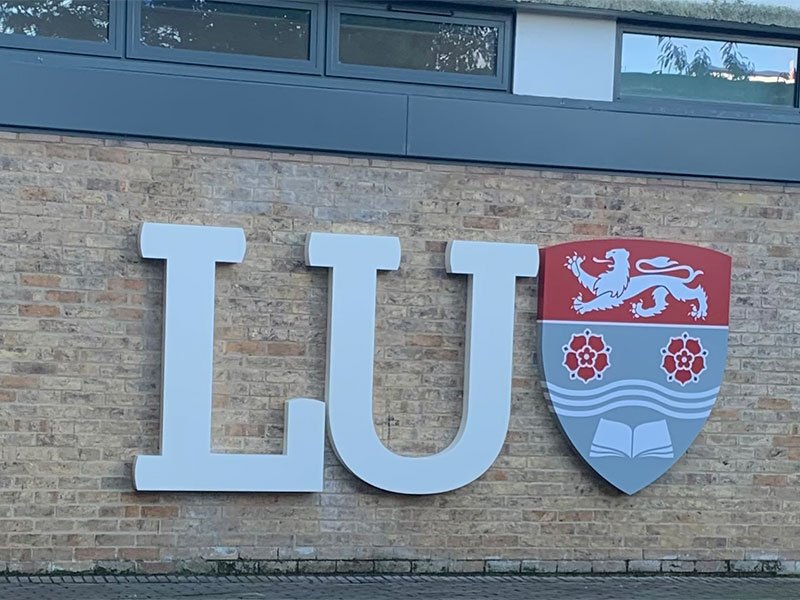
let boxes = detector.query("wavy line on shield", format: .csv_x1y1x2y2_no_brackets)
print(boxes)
548,389,717,409
545,379,720,400
553,400,711,420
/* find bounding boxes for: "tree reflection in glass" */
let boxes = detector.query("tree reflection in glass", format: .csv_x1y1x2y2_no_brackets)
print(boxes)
339,14,498,76
140,0,311,61
622,32,798,106
0,0,108,41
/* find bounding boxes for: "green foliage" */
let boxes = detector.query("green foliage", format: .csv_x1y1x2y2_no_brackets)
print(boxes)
657,36,754,80
428,23,498,74
720,41,755,80
0,0,108,41
688,46,712,77
657,35,688,74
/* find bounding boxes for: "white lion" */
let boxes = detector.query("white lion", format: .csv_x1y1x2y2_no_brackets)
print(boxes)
565,248,708,320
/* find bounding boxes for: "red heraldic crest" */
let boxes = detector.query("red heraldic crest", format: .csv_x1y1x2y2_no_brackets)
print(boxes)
537,239,731,494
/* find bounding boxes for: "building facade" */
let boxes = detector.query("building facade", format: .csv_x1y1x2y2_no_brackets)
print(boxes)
0,0,799,575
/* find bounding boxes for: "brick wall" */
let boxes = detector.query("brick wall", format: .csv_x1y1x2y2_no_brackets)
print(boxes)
0,131,798,575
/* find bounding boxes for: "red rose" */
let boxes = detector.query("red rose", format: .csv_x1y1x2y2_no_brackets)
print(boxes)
563,330,611,383
661,332,708,386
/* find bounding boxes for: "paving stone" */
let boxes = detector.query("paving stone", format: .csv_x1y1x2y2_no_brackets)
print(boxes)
1,575,800,600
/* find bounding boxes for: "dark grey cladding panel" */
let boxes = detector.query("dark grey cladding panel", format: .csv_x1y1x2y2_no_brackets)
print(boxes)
0,54,798,183
406,96,799,183
0,61,407,155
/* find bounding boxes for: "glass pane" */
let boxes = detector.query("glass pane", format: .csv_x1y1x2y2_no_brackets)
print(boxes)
0,0,109,42
140,0,311,61
339,13,498,76
620,33,798,107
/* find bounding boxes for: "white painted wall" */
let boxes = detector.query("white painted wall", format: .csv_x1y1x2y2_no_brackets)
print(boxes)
513,13,618,101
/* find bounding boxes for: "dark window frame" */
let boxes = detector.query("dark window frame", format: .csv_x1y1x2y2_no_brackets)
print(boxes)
0,0,124,57
327,2,512,91
615,23,800,111
127,0,325,75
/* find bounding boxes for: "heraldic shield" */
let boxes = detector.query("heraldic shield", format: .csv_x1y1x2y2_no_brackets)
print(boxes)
537,240,731,494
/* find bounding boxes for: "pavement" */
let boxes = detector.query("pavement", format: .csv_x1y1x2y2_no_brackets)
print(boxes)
2,575,800,600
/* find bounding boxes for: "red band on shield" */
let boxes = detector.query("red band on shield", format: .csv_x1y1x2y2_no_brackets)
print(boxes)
538,239,731,327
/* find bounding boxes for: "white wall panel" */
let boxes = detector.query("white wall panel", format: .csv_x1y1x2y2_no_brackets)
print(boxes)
513,13,617,101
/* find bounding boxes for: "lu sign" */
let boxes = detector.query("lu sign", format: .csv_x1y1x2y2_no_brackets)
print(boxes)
133,224,731,496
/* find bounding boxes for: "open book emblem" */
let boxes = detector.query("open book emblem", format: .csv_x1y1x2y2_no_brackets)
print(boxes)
537,239,731,494
589,419,673,459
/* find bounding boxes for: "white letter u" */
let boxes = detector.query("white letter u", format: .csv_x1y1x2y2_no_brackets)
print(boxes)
307,233,538,494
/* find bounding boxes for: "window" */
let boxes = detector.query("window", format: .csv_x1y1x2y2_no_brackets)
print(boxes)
0,1,511,89
619,30,799,108
0,0,108,40
0,0,122,54
129,0,323,74
328,4,511,89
